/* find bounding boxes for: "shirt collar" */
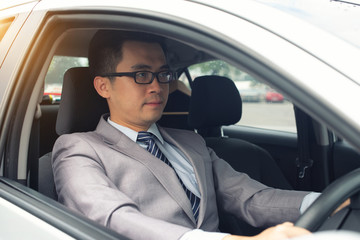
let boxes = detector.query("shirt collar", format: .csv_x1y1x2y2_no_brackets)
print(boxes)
147,124,164,144
107,117,164,144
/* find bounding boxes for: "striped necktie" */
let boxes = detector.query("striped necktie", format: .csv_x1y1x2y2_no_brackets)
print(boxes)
137,131,200,222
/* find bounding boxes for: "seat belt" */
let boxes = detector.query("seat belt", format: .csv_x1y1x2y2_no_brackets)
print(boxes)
294,107,313,190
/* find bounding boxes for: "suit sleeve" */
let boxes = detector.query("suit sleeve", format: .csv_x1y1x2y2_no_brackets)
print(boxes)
52,133,191,240
209,147,310,227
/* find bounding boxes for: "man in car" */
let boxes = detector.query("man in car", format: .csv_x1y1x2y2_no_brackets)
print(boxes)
52,30,315,240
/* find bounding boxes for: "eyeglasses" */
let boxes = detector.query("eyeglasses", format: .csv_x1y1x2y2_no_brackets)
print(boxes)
101,70,176,84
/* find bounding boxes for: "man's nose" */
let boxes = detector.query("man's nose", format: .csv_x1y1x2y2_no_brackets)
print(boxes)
149,76,163,92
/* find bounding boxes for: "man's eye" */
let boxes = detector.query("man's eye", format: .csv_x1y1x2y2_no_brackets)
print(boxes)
159,72,168,77
136,72,148,78
159,71,173,80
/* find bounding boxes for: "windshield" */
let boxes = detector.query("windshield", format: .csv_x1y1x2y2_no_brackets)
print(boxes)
256,0,360,48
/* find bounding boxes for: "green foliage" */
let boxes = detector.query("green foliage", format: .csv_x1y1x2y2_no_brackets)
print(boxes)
45,56,88,84
189,60,251,82
196,61,230,76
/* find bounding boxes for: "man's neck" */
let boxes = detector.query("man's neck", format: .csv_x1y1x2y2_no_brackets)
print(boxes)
107,117,163,144
108,117,151,132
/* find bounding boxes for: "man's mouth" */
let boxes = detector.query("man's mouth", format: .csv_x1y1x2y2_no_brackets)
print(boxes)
144,98,164,107
146,101,162,106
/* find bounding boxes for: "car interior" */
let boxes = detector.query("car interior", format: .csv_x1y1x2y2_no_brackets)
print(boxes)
3,13,360,236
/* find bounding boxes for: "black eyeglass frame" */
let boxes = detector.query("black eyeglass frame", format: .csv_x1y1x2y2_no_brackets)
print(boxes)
100,70,176,84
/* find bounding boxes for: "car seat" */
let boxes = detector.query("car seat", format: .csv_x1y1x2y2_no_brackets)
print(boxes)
37,67,109,200
187,75,292,235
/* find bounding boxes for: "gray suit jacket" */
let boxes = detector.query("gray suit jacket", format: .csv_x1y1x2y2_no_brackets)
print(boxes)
52,115,309,240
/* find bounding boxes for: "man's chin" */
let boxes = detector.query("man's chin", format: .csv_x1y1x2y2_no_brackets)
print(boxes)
143,113,163,126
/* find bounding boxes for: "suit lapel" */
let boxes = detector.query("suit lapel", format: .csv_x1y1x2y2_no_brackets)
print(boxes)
95,117,197,223
159,127,208,226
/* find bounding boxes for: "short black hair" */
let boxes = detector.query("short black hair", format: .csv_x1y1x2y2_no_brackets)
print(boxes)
88,30,167,79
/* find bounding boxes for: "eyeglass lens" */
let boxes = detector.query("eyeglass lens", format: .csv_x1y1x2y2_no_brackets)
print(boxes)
135,71,174,84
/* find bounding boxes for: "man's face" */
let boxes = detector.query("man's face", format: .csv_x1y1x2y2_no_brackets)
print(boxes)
106,41,169,131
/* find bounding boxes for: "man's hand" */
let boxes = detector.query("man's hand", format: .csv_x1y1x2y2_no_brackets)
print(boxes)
332,198,350,216
223,222,311,240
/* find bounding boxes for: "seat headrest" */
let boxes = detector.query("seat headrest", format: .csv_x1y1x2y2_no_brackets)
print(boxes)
188,75,242,129
56,67,109,135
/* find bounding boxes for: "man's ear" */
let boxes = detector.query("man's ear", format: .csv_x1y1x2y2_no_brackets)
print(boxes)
94,76,110,98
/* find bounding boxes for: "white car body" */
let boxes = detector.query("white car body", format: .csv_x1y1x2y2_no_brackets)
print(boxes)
1,0,360,238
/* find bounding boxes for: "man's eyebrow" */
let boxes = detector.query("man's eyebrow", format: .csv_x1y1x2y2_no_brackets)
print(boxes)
131,64,170,71
160,64,170,70
131,64,152,70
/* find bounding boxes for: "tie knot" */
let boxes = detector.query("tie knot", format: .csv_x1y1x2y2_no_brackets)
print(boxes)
137,131,158,155
137,131,154,144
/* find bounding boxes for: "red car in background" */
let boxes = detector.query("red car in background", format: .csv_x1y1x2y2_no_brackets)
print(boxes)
266,90,284,102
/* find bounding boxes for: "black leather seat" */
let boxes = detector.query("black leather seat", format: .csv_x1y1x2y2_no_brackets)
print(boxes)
55,67,109,135
188,75,292,235
38,67,109,200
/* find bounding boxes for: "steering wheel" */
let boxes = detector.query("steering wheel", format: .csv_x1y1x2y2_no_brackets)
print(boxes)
295,168,360,231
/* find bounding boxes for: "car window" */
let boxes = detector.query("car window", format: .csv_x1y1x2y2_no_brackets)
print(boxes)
43,56,88,103
0,17,14,42
181,60,297,133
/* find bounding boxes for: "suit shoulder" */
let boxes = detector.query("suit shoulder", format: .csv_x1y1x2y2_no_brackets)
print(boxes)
54,131,102,148
160,127,205,144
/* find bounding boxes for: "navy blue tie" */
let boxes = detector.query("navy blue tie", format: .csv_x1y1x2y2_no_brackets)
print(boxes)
137,131,200,222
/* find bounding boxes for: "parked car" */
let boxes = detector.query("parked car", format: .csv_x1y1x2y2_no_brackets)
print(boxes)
239,88,265,102
266,89,284,103
1,0,360,239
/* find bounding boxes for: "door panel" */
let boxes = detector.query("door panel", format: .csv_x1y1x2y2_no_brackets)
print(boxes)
223,125,299,188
